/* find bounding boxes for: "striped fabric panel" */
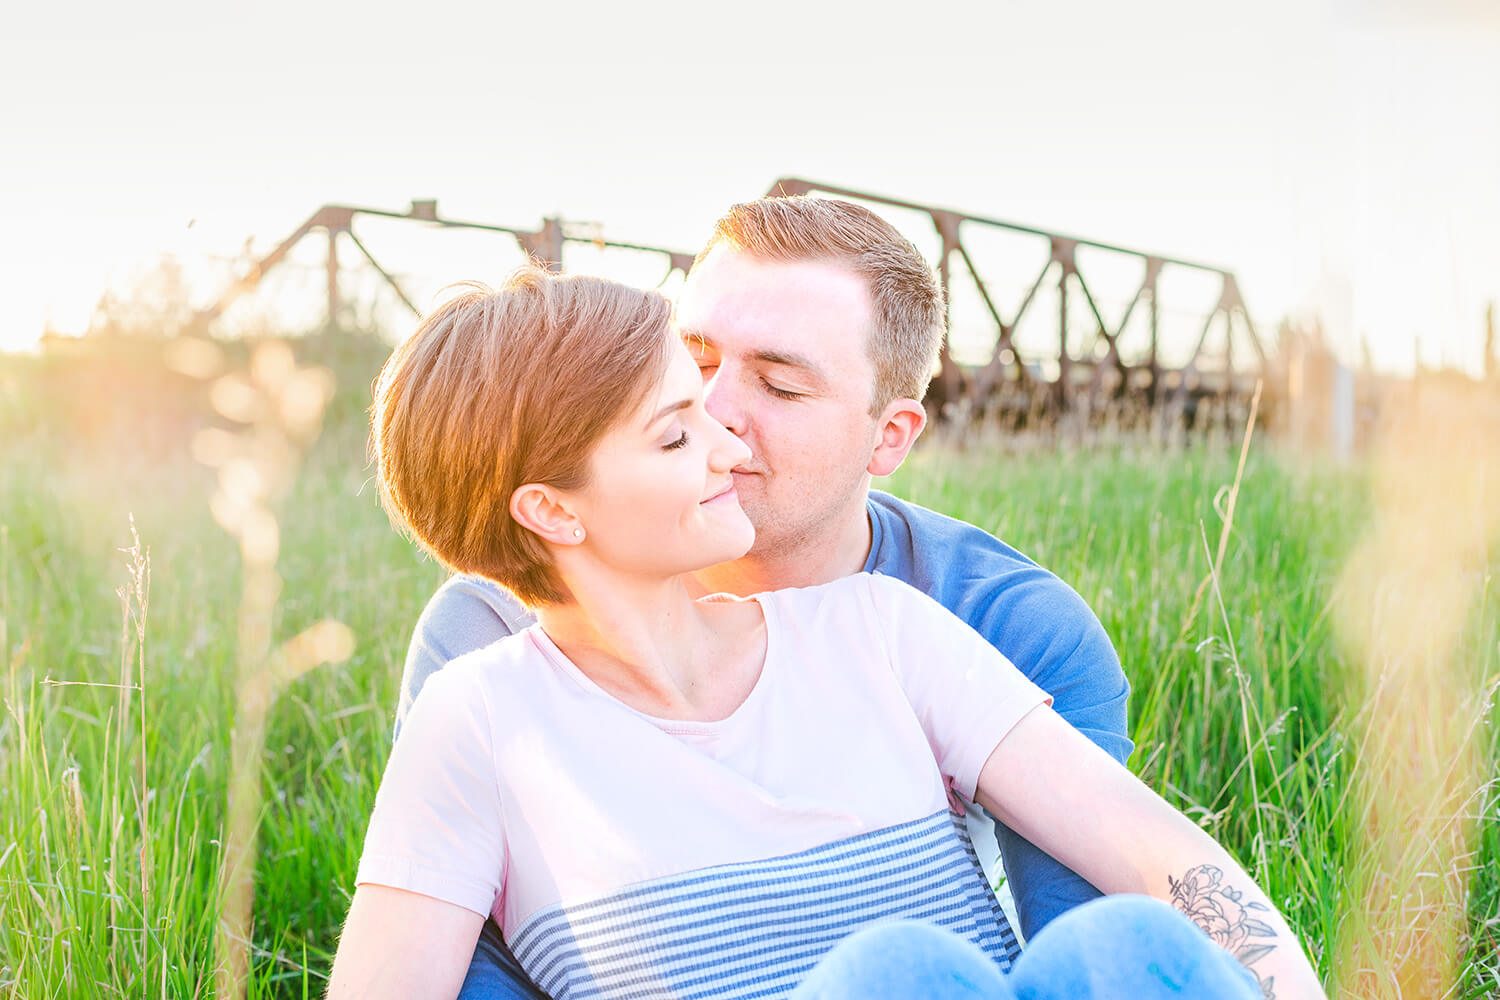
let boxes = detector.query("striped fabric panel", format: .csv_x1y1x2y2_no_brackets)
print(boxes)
511,810,1019,1000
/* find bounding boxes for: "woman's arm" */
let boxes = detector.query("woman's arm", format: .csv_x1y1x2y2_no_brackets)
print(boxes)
975,705,1325,1000
326,884,485,1000
339,656,512,998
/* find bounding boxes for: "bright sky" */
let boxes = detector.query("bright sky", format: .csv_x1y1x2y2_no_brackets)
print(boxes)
3,0,1497,374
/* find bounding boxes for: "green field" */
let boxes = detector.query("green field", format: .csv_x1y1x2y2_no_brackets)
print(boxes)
1,338,1497,998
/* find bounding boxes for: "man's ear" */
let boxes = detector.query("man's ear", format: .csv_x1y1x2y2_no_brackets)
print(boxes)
867,398,928,477
509,483,584,546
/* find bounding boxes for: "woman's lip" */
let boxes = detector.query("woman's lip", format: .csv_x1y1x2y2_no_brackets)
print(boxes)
703,483,738,504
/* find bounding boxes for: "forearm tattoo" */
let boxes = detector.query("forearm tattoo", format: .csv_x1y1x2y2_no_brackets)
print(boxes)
1169,865,1279,999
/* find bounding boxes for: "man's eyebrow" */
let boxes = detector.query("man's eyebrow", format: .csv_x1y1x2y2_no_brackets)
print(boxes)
647,398,693,428
679,331,827,384
753,349,827,382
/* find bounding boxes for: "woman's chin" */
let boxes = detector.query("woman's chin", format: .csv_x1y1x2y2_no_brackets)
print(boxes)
698,521,756,570
728,517,756,559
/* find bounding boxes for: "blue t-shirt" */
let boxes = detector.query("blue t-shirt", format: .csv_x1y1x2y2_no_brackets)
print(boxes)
397,489,1131,942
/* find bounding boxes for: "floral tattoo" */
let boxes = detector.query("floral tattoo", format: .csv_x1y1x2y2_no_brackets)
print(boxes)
1168,865,1279,999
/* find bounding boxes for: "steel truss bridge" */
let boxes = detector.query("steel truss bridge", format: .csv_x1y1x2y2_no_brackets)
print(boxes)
204,178,1264,424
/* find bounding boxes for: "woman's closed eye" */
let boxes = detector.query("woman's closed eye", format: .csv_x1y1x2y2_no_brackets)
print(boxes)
663,430,689,451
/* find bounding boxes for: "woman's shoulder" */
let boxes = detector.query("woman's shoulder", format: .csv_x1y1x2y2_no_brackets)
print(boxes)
412,625,551,715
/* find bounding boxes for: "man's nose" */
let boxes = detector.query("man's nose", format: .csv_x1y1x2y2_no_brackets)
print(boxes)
703,371,748,439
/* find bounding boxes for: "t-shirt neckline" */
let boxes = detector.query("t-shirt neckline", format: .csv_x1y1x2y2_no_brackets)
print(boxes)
528,593,776,735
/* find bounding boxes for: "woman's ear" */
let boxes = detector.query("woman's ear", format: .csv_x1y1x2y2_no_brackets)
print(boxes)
510,483,585,546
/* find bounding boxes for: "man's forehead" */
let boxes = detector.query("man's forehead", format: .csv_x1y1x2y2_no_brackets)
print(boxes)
676,250,873,358
682,248,869,306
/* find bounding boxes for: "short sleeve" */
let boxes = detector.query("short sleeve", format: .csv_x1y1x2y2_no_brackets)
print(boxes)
357,665,508,918
864,573,1052,801
395,574,533,741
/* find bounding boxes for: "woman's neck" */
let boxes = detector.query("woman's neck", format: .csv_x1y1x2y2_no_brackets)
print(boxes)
534,570,764,721
693,505,873,598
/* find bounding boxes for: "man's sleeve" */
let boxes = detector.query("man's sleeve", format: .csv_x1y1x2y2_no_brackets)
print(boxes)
975,578,1133,940
395,575,531,740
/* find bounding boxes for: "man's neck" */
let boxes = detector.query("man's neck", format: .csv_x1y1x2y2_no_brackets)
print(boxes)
693,501,874,598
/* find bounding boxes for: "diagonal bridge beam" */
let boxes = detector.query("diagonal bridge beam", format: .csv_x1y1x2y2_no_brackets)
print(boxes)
766,177,1265,421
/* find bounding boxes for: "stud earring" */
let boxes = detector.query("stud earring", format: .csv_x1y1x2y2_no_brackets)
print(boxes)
573,528,583,539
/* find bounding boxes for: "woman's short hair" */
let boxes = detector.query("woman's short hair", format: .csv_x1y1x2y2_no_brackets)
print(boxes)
696,196,944,411
372,266,673,606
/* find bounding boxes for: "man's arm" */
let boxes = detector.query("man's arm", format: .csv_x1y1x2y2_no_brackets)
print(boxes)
974,580,1132,939
865,492,1132,934
396,574,533,738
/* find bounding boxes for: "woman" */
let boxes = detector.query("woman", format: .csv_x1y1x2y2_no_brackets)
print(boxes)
330,268,1323,1000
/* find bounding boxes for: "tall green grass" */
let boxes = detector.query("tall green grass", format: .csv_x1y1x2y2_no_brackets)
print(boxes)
1,346,1496,996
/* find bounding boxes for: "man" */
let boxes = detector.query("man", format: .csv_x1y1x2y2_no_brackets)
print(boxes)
396,196,1132,998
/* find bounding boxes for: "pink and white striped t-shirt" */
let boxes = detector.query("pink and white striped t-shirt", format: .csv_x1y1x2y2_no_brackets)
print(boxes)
357,572,1051,999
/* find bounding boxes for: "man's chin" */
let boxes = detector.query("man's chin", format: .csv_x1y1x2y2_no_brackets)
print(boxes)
742,525,799,561
732,490,817,560
735,494,772,536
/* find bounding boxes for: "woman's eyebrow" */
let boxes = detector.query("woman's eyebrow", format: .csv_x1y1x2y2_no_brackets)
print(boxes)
647,399,693,428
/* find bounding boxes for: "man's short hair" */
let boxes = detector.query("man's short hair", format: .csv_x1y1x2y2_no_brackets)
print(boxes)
372,266,672,606
697,196,945,409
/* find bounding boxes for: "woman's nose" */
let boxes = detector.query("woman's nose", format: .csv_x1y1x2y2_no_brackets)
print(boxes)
709,419,752,471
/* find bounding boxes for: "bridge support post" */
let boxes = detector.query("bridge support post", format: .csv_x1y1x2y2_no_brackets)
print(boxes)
325,229,340,329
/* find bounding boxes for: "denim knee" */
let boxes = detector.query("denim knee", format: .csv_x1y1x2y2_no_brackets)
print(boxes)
790,920,1013,1000
1037,895,1198,950
1010,895,1261,1000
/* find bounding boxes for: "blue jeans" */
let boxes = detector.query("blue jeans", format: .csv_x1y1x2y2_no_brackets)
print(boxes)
460,896,1260,1000
457,919,548,1000
790,896,1262,1000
